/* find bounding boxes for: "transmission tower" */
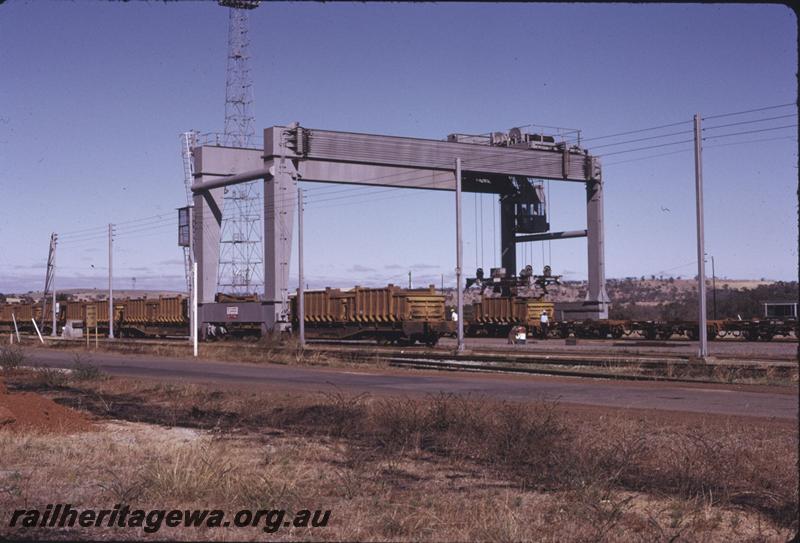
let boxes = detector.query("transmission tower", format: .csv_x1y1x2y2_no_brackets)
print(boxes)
217,0,263,296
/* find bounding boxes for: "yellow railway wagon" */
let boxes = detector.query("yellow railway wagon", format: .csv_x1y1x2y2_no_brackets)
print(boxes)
158,296,187,324
291,284,451,345
515,299,555,326
474,297,514,324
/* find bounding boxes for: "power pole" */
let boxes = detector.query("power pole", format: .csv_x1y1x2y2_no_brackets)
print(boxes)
108,223,115,339
455,158,464,353
40,233,57,334
51,236,57,337
693,114,707,359
297,188,305,348
408,271,412,289
217,0,263,296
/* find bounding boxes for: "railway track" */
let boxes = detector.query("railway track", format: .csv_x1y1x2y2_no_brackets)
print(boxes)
388,356,794,383
27,335,797,385
28,335,797,364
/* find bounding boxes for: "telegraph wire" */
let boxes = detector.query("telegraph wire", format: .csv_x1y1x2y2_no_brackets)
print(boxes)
604,134,797,167
603,147,694,167
600,138,695,157
702,102,795,121
702,124,797,141
589,129,694,150
705,134,797,150
60,213,178,240
579,119,693,144
702,113,796,132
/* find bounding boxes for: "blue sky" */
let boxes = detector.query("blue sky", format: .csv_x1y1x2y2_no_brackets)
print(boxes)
0,2,796,294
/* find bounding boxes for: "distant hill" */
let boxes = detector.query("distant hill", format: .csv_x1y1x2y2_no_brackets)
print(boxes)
442,278,796,321
604,278,797,321
0,289,185,303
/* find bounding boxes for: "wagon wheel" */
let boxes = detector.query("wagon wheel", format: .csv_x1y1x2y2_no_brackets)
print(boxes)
657,330,673,340
643,328,658,341
611,326,624,339
685,328,697,341
758,332,774,341
743,329,759,341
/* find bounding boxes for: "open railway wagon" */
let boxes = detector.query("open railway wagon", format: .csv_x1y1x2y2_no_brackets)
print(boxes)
61,296,189,338
0,296,189,339
113,296,188,338
552,318,629,340
716,318,797,341
291,284,454,346
546,317,796,341
463,296,555,338
625,320,723,341
0,300,61,335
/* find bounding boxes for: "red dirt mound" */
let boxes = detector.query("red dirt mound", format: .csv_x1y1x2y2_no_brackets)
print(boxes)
0,377,94,434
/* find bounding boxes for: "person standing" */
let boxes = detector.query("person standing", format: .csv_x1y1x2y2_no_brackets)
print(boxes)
539,310,549,339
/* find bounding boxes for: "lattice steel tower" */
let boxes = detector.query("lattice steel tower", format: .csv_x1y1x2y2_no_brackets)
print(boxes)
217,0,263,295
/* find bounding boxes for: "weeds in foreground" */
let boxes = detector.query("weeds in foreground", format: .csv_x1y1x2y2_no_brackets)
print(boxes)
0,347,25,370
71,353,104,381
33,365,70,387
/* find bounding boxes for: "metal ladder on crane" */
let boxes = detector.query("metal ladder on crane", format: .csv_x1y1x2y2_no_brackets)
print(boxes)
180,131,197,294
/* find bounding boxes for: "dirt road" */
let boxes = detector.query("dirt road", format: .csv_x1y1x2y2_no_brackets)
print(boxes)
26,348,797,420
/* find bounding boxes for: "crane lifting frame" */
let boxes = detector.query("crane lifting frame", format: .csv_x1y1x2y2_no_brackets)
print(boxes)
190,124,610,336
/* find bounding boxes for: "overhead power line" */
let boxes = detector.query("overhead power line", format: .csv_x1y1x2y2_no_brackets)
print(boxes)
702,113,797,132
702,124,797,141
702,102,795,121
599,138,695,157
580,119,693,144
589,128,694,150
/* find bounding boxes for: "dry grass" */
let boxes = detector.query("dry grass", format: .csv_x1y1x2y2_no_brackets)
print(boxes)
1,371,797,541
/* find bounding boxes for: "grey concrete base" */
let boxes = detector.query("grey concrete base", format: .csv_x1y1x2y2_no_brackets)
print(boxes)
554,301,610,321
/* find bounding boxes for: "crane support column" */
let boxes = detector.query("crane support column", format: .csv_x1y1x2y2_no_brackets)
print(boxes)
193,186,224,307
585,176,610,318
262,157,296,333
499,195,517,274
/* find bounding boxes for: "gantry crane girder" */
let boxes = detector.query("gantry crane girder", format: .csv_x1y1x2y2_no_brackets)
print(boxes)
191,124,609,334
218,0,259,9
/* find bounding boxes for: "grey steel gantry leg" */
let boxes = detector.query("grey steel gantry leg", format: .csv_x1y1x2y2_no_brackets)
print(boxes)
500,194,517,275
585,178,610,318
263,158,297,333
